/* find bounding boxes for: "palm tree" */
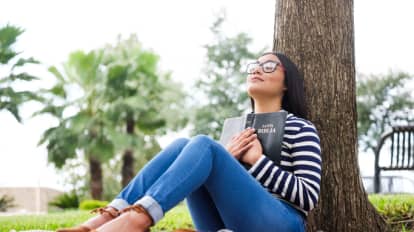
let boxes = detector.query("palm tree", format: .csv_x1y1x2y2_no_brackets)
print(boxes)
101,35,188,186
0,24,41,122
38,50,114,199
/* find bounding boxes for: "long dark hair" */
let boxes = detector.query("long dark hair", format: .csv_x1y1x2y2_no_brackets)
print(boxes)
250,52,308,119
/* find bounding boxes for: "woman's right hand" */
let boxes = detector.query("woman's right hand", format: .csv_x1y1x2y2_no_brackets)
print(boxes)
226,128,257,160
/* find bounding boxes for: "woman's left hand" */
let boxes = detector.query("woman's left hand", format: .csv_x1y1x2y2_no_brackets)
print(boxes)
241,138,263,165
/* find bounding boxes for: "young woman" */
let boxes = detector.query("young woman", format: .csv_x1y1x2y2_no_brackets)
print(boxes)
57,52,321,232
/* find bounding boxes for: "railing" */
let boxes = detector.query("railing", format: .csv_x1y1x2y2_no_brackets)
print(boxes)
374,125,414,193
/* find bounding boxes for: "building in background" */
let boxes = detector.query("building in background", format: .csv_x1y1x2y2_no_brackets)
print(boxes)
0,187,62,214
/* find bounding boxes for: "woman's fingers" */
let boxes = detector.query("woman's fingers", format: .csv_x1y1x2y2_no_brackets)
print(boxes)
227,130,257,159
235,128,255,141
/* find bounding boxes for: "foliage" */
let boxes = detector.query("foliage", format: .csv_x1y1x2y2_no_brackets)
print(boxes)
0,204,192,231
0,24,41,122
37,35,188,198
100,35,187,186
79,199,108,210
369,194,414,231
0,194,16,212
101,35,188,136
190,15,263,139
357,71,414,153
49,192,79,210
37,50,115,168
36,49,113,199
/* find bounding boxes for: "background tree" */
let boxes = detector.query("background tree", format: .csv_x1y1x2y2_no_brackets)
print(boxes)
357,71,414,154
273,0,388,231
191,16,262,138
0,24,40,122
38,50,113,200
101,35,187,187
0,194,16,212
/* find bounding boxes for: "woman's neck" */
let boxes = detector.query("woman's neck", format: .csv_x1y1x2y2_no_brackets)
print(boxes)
253,98,282,113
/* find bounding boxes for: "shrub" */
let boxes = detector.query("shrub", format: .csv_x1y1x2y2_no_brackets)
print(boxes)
79,200,108,210
0,194,16,212
369,194,414,231
49,192,79,209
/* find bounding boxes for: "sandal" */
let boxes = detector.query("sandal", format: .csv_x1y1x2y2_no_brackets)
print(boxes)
56,207,119,232
120,204,154,225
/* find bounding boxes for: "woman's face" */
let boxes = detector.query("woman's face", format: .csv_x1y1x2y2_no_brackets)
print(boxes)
246,54,286,99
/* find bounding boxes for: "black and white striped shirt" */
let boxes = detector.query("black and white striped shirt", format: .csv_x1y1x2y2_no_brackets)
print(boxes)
248,113,321,216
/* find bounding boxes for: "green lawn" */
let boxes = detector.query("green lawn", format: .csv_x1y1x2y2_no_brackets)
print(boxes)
2,195,414,232
0,204,193,232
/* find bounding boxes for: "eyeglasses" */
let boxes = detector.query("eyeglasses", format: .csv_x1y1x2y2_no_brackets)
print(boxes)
246,60,284,74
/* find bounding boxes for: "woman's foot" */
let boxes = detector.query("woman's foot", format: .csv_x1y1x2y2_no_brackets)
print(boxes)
56,207,119,232
95,205,153,232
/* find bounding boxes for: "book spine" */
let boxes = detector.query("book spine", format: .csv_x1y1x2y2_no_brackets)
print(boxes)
245,113,255,128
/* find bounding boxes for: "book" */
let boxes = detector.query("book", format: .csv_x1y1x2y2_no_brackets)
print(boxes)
219,111,288,168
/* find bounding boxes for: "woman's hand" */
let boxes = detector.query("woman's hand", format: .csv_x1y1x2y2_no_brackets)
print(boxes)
226,128,257,160
241,138,263,165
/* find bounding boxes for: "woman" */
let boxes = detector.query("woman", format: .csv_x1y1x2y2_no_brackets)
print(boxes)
57,52,321,232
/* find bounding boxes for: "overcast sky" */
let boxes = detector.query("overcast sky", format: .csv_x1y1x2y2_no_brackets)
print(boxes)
1,0,414,191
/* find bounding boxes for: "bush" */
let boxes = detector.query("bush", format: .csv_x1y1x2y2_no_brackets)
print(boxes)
49,192,79,209
369,194,414,231
79,200,108,210
0,194,16,212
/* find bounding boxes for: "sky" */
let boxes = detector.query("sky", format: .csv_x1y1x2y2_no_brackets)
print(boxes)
1,0,414,192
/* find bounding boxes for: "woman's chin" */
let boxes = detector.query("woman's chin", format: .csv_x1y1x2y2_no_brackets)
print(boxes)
247,85,262,96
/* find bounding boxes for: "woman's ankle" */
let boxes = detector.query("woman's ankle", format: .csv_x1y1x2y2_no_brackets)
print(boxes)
123,210,153,229
84,207,119,229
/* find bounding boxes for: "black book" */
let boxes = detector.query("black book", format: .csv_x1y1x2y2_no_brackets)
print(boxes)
219,111,288,168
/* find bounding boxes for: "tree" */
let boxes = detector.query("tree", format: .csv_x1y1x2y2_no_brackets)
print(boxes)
273,0,389,231
357,71,414,154
0,194,16,212
101,35,187,187
191,16,263,138
0,24,40,122
38,50,114,200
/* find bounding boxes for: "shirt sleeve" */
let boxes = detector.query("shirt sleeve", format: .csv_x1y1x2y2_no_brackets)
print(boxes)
248,124,321,212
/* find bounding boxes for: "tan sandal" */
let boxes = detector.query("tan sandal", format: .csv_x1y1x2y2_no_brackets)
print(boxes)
56,207,119,232
90,206,120,219
120,204,154,225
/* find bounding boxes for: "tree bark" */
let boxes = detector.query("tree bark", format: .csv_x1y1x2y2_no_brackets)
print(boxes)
89,156,103,200
273,0,389,231
122,118,135,187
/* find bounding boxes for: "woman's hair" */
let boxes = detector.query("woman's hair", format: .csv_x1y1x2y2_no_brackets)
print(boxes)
250,51,308,119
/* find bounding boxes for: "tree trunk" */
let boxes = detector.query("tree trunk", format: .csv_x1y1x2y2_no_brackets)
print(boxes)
122,118,135,187
89,156,103,200
273,0,389,231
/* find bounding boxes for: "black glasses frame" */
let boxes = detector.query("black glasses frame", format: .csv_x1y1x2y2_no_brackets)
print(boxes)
246,60,283,74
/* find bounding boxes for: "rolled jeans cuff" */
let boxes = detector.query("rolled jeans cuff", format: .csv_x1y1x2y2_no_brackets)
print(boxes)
108,198,130,211
135,195,164,223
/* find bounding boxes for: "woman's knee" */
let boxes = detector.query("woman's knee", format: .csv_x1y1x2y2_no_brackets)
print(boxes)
172,137,190,148
191,134,215,145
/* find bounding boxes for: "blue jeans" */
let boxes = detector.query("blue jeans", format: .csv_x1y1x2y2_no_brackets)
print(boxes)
109,135,306,232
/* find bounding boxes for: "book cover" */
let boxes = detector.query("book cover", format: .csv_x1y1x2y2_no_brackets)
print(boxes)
219,111,288,167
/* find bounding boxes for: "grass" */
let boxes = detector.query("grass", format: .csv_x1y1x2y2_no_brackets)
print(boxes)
369,194,414,232
0,203,193,232
3,195,414,231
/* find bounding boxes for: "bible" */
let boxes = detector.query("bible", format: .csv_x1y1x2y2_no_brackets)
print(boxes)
219,111,288,168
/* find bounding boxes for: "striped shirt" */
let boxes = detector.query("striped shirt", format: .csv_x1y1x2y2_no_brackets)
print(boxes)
248,113,321,216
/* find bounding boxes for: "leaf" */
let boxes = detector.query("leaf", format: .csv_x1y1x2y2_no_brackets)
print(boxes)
32,105,65,118
0,25,24,64
11,57,40,70
7,72,39,81
48,66,66,82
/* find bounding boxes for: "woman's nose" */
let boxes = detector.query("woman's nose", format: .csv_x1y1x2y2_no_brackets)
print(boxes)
252,66,261,74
